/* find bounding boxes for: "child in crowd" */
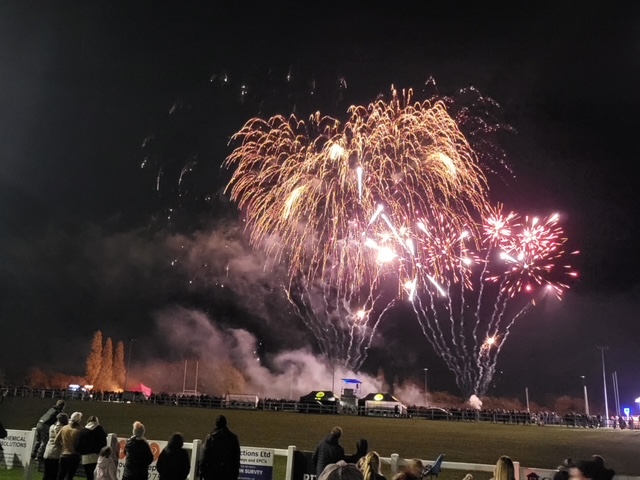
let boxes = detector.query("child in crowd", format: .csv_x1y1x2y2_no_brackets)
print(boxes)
94,446,118,480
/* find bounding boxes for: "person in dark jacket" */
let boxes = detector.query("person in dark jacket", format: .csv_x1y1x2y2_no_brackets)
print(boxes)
199,415,240,480
156,432,191,480
76,415,108,480
32,400,66,460
591,455,615,480
570,460,611,480
553,458,574,480
122,421,154,480
312,426,345,477
0,420,7,451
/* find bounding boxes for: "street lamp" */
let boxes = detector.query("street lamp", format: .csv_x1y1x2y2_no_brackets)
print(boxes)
580,375,590,416
423,368,429,406
124,338,137,392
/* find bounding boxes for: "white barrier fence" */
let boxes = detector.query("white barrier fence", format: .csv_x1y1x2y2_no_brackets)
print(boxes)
3,429,638,480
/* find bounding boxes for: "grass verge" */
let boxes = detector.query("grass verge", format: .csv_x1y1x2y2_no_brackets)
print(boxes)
2,397,638,476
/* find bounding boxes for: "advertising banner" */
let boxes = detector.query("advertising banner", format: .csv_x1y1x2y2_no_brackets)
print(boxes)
0,429,34,469
239,446,274,480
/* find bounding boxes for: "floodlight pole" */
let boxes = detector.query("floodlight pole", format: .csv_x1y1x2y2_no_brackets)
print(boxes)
332,361,335,394
597,346,609,424
290,368,294,400
612,371,620,417
124,338,136,392
423,368,429,406
580,375,590,416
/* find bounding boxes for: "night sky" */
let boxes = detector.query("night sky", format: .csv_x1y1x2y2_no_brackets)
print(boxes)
2,3,639,409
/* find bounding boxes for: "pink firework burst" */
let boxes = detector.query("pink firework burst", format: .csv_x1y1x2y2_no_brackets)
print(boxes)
489,212,578,298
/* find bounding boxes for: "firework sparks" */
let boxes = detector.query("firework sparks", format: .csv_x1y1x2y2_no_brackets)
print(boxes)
225,87,488,291
486,211,576,299
224,85,576,386
225,87,490,370
411,208,577,395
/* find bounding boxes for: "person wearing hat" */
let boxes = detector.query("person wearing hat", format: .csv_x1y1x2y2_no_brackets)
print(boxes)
32,399,66,460
199,415,240,480
122,421,153,480
42,412,68,480
54,411,83,480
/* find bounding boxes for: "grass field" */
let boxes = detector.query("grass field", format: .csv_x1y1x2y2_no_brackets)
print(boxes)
2,397,638,478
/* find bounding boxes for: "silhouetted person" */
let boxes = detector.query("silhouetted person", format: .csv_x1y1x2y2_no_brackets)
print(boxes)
199,415,240,480
33,400,66,460
122,421,153,480
0,420,7,451
491,455,515,480
344,438,368,464
43,412,68,480
571,460,600,480
591,456,615,480
76,415,107,480
313,426,345,477
157,432,191,480
554,458,574,480
54,411,83,480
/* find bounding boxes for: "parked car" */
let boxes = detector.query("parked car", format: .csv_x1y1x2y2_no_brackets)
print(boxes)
122,391,148,403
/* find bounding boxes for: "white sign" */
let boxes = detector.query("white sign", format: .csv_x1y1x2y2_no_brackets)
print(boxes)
240,447,274,480
0,429,34,469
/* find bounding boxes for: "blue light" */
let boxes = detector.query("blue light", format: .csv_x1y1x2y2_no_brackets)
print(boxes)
341,378,362,384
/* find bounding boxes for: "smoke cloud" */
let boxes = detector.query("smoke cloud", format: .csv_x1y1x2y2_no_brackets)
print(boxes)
127,305,384,398
469,394,483,410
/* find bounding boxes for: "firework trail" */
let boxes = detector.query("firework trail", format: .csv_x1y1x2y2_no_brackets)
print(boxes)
411,206,577,396
225,86,490,370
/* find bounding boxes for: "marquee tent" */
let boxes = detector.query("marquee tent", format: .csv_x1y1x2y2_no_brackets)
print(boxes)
359,392,407,416
299,390,339,405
